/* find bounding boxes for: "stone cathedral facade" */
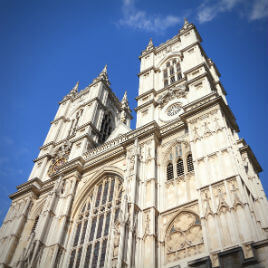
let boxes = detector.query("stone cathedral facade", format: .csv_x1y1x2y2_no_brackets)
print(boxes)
0,19,268,268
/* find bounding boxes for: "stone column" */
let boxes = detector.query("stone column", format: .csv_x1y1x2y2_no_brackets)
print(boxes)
0,198,31,268
143,137,157,268
125,138,140,268
50,173,80,268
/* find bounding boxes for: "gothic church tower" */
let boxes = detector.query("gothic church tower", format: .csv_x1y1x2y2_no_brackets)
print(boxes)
0,19,267,268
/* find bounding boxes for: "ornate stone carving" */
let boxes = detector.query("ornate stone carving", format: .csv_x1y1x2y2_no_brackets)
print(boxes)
213,184,229,213
48,141,71,177
166,211,204,262
156,84,187,108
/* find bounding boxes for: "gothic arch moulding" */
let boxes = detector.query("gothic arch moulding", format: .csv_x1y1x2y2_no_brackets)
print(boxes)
165,210,204,263
160,139,190,165
156,53,183,69
66,167,124,268
71,166,124,219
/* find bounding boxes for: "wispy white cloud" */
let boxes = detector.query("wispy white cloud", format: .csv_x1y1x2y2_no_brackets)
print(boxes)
249,0,268,20
197,0,241,23
118,0,183,33
197,0,268,23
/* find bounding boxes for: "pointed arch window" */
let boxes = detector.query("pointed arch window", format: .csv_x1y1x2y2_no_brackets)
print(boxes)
167,163,174,180
68,175,122,268
177,159,184,176
187,154,194,172
163,59,183,88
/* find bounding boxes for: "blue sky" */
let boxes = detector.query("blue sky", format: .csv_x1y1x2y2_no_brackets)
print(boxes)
0,0,267,224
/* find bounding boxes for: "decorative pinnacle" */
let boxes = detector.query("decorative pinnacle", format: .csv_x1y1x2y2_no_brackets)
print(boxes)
184,18,189,25
94,64,110,86
70,81,79,94
100,64,107,75
146,38,154,50
120,91,129,124
121,91,128,104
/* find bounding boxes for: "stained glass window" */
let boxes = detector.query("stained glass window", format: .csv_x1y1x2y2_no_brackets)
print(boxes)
68,175,122,268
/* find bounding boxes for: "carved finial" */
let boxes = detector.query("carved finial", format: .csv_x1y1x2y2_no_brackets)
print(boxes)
101,64,107,74
184,18,189,25
121,91,128,105
120,91,130,124
94,64,110,86
146,38,154,50
69,81,79,96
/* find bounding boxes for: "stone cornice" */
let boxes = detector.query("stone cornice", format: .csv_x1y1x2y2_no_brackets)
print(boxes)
135,89,157,101
9,177,43,200
208,59,221,77
181,93,239,132
137,66,160,77
50,115,68,125
40,141,55,150
215,81,227,95
134,99,158,112
238,139,262,173
183,62,208,76
160,119,185,138
33,153,52,163
159,199,198,216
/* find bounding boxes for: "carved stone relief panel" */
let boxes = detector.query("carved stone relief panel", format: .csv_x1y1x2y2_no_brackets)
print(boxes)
165,211,204,263
227,178,242,208
212,183,229,213
201,188,213,218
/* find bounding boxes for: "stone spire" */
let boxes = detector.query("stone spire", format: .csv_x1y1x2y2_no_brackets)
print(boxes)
179,18,191,34
146,38,154,51
93,64,110,86
120,91,130,124
67,81,79,98
184,18,189,27
71,81,79,93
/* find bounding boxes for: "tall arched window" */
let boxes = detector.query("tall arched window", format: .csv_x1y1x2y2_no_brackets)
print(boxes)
177,159,184,176
162,58,183,88
68,175,122,268
167,163,174,180
187,154,194,172
99,113,113,143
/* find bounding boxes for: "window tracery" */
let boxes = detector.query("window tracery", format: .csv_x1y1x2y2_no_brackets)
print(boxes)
163,58,183,88
68,175,122,268
166,211,204,262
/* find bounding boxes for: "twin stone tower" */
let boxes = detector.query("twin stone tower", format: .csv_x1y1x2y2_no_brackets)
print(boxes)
0,20,268,268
